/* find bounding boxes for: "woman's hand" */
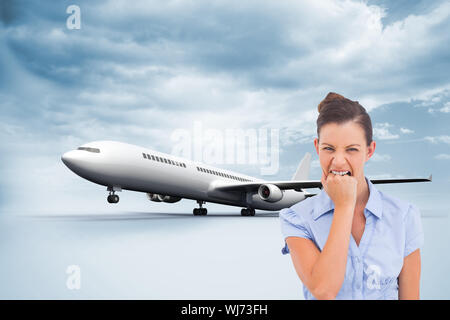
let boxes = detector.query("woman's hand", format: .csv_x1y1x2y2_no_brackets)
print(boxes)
321,170,357,210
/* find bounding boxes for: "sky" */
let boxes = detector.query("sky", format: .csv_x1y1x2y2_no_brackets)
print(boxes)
0,0,449,215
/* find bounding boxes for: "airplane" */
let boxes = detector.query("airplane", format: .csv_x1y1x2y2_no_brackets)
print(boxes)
61,140,432,216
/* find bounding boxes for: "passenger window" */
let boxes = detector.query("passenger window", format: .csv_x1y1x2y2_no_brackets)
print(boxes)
143,153,147,159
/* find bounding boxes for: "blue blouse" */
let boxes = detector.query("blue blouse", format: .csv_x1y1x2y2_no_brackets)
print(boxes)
279,176,424,300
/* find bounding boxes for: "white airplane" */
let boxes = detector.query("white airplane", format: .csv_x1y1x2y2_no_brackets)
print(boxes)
61,140,432,216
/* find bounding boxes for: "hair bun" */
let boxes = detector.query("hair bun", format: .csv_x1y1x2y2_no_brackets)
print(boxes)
318,92,347,113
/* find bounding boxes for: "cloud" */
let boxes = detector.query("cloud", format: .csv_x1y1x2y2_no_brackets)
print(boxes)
435,154,450,160
2,0,450,106
370,153,392,162
439,102,450,113
400,127,414,134
367,0,444,25
373,122,399,140
366,173,405,179
424,135,450,144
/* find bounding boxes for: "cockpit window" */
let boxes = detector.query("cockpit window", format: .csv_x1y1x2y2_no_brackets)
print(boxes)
78,147,100,153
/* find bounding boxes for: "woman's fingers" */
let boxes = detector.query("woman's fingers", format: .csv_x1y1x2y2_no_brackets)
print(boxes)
321,171,357,209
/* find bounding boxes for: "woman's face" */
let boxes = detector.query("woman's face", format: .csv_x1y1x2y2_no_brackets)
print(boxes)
314,121,376,183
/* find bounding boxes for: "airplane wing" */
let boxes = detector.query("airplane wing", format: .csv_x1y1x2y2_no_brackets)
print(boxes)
213,175,432,193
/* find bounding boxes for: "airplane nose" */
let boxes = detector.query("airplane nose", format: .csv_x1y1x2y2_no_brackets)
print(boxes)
61,150,80,169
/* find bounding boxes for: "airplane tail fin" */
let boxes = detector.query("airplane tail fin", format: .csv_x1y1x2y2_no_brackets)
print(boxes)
291,152,312,181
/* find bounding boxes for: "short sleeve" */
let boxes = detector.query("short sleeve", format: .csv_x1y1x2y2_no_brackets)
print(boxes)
403,204,424,257
279,207,312,255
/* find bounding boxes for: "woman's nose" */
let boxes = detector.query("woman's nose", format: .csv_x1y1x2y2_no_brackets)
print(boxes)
331,155,349,166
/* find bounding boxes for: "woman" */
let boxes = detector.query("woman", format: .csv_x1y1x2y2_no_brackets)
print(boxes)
279,92,424,300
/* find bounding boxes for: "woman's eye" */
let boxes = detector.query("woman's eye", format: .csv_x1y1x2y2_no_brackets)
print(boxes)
322,147,358,151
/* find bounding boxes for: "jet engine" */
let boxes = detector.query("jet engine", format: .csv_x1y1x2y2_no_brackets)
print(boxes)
257,184,283,202
147,193,182,203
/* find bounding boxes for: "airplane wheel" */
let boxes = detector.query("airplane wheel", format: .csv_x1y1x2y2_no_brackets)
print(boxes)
241,208,255,216
107,194,119,204
194,208,207,215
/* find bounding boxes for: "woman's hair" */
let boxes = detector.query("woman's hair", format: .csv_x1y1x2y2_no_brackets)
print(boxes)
316,92,373,146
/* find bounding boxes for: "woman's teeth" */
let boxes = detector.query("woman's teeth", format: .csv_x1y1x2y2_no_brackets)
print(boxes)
331,170,351,176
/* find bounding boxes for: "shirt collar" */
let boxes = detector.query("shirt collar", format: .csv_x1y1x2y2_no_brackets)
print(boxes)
312,176,383,220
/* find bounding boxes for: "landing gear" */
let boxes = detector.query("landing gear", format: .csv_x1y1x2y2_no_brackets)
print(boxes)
107,186,121,204
193,200,207,215
241,208,255,216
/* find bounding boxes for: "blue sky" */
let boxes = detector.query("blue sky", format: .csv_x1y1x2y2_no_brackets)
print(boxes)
0,0,449,214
